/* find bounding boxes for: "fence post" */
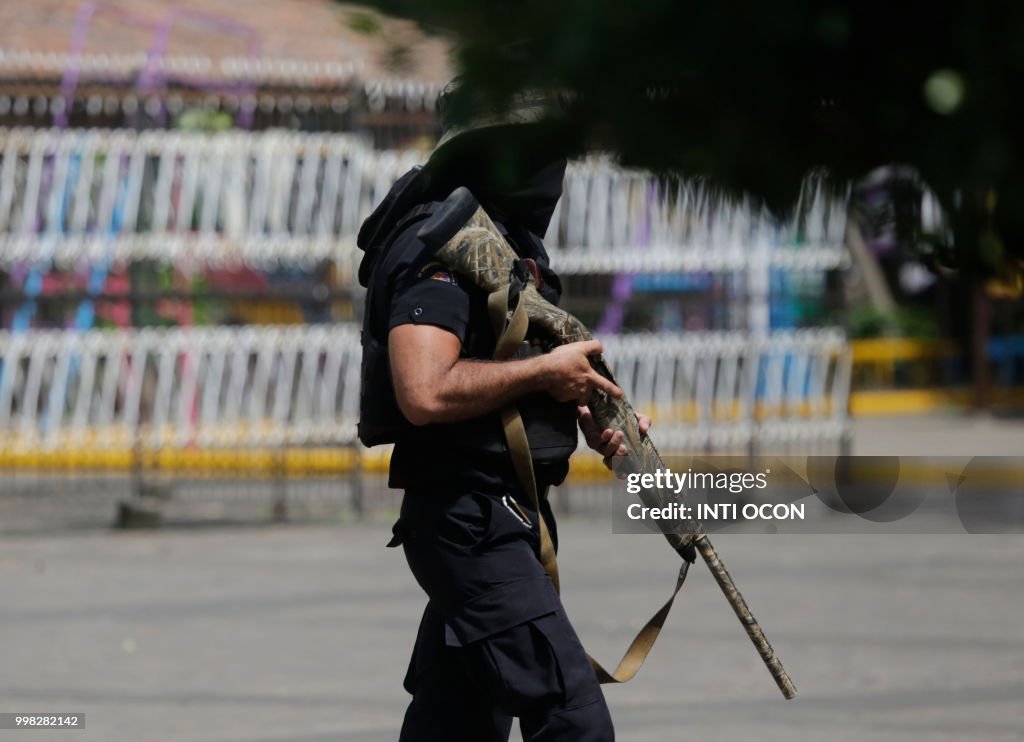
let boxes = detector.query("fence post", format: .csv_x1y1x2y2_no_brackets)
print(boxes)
349,443,365,519
271,446,288,522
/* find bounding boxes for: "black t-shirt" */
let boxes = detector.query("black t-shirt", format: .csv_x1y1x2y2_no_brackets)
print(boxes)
369,217,574,495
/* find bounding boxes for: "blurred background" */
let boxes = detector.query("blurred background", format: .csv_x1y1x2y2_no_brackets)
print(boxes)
0,2,1022,741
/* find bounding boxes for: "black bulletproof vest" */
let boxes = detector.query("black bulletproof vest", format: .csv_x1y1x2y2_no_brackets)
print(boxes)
356,204,578,466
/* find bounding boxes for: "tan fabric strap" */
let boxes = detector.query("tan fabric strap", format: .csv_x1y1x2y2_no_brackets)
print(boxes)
487,279,687,684
588,561,690,683
487,284,529,361
500,407,561,594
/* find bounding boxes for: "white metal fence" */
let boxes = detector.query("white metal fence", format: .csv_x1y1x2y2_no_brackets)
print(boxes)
0,324,361,450
0,325,849,455
548,160,848,273
600,330,850,453
0,128,423,271
0,128,848,273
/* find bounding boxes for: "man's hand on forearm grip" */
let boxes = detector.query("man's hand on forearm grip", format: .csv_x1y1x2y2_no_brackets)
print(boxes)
579,405,651,470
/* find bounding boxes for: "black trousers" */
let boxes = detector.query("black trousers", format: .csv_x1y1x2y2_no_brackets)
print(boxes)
391,489,614,742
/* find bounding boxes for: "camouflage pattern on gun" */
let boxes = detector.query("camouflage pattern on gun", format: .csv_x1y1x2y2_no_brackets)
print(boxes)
419,187,797,699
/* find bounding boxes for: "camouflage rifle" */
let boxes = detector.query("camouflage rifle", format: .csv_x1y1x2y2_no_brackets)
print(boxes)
418,186,797,699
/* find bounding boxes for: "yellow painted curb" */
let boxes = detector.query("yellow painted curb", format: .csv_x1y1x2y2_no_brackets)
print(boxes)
849,387,1024,416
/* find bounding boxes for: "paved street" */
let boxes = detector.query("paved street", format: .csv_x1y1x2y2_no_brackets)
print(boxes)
851,413,1024,456
2,519,1023,742
2,413,1023,741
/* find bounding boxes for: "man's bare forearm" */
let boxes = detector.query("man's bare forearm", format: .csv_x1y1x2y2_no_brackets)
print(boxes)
389,324,616,426
425,356,548,423
388,324,552,425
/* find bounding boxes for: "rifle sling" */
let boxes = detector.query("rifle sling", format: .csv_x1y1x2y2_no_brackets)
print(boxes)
487,282,690,684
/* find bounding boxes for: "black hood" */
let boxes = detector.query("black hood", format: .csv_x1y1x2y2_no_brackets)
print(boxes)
425,122,569,238
423,123,569,298
357,128,568,297
473,157,567,238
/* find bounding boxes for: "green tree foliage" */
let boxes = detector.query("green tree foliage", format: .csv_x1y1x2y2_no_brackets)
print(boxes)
359,0,1024,271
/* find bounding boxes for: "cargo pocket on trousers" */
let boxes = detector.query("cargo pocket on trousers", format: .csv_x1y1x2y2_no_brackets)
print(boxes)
470,612,562,715
468,609,601,716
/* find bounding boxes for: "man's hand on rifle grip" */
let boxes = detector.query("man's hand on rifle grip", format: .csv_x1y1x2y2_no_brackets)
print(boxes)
541,340,624,405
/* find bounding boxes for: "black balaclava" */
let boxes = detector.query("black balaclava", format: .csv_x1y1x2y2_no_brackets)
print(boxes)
358,122,571,298
425,123,570,298
427,122,569,238
466,150,568,238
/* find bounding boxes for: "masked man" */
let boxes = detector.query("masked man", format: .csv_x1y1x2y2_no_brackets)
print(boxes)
356,83,647,742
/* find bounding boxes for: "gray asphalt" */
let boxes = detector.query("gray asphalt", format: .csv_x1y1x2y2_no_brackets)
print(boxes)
2,520,1023,742
2,413,1023,741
